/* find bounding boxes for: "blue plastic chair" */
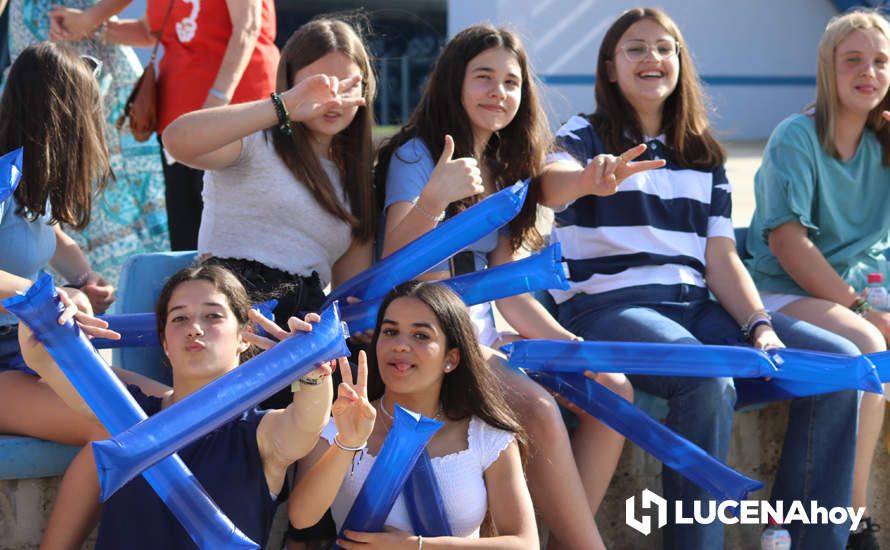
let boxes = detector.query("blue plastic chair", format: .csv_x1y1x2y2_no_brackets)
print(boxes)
111,250,198,383
0,251,197,480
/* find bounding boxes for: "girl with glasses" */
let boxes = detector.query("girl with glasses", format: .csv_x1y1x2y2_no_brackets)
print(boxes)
745,10,890,549
540,7,859,549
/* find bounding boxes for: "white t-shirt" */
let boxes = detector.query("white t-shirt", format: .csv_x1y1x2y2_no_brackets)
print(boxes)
199,130,353,286
321,415,514,537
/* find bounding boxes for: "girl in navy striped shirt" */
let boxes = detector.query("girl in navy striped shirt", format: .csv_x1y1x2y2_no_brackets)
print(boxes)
540,8,860,550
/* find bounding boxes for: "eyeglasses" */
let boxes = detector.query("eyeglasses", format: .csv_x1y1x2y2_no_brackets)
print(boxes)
80,54,103,78
617,39,681,62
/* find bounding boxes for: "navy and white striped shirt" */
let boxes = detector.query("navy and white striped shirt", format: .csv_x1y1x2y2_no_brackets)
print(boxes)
547,115,734,304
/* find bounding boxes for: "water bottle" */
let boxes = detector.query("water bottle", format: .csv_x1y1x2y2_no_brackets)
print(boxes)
866,273,889,311
760,518,791,550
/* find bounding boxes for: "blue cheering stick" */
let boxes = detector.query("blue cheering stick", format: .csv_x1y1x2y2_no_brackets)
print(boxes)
863,350,890,383
3,273,258,549
503,340,779,378
734,377,852,408
324,180,529,308
0,147,23,201
505,340,881,393
340,242,569,334
336,405,443,548
527,370,764,502
92,300,279,349
766,348,881,393
92,312,157,348
91,302,350,500
402,450,453,537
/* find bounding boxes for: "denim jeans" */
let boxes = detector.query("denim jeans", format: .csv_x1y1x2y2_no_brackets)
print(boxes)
558,284,859,550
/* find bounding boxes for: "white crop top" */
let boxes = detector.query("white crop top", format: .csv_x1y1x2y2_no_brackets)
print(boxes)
320,416,514,537
199,130,353,287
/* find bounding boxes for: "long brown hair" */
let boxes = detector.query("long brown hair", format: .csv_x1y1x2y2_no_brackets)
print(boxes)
375,25,550,252
814,9,890,164
368,281,527,453
0,42,111,230
591,7,725,169
268,16,377,242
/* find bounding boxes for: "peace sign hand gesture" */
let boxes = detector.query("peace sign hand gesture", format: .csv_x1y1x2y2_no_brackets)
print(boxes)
581,143,666,197
282,74,366,123
331,351,376,449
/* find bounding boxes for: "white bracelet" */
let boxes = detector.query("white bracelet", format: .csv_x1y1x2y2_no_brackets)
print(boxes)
208,87,231,103
333,434,366,453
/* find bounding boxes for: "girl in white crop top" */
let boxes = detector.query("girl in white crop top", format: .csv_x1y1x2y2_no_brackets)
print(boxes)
289,281,538,549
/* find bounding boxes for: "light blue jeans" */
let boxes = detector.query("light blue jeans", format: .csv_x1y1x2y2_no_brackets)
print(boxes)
558,284,859,550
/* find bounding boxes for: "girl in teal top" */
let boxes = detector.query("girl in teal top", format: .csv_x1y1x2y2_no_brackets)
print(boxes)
745,10,890,546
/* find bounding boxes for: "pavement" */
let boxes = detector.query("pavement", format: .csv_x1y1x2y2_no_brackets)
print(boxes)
725,140,768,227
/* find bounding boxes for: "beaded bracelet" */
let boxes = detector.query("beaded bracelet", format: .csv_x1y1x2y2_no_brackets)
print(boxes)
850,297,873,317
412,197,445,222
270,93,292,136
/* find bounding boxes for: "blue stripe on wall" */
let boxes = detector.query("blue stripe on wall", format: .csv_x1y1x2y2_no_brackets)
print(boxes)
540,74,817,87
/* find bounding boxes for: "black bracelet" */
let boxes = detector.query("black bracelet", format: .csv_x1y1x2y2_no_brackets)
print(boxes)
270,92,292,136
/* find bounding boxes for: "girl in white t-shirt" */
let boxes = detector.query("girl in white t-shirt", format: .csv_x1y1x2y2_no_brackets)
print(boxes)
162,17,376,355
289,281,538,548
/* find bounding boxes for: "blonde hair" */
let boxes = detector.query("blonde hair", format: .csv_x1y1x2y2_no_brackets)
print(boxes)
815,9,890,162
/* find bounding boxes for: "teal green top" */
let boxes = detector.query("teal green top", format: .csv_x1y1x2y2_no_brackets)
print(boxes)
746,114,890,295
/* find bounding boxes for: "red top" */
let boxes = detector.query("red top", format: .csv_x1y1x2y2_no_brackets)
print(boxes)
147,0,280,132
868,273,884,284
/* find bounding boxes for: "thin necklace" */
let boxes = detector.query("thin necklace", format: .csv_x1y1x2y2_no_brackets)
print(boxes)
378,394,442,422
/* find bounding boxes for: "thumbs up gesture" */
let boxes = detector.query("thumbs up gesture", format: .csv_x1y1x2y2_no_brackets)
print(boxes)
419,135,485,213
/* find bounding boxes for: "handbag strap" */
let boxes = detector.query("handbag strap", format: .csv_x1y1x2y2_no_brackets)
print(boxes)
147,0,176,66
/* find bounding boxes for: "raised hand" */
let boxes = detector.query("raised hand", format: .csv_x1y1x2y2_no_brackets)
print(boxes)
81,271,115,314
47,6,97,42
418,134,485,213
282,74,366,123
331,351,376,449
580,143,666,197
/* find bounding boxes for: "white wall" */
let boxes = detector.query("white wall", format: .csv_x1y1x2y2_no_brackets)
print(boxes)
449,0,840,139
